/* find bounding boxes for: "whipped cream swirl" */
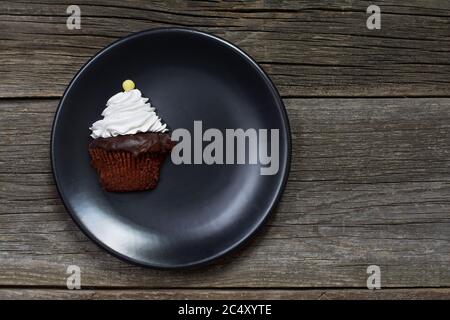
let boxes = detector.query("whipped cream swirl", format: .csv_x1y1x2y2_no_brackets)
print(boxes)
90,89,168,139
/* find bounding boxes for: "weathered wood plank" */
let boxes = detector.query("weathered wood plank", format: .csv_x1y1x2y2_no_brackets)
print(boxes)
0,98,449,288
1,0,450,98
0,288,449,300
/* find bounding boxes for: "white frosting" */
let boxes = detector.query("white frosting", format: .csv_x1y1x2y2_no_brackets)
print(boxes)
90,89,168,139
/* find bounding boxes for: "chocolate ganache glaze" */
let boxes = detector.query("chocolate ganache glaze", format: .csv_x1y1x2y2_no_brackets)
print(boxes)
89,132,174,157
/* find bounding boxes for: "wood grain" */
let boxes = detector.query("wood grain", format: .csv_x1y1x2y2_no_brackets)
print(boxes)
1,98,449,289
1,0,449,298
1,288,449,300
1,0,450,98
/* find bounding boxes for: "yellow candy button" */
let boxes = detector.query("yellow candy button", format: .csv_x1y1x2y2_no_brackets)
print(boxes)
122,79,135,92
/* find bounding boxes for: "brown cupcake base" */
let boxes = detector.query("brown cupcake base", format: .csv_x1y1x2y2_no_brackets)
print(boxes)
88,132,174,192
89,148,166,192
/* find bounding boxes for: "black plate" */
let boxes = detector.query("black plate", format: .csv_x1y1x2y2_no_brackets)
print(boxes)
51,28,291,268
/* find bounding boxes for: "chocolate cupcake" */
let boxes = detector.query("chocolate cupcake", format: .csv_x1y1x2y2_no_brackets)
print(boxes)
89,80,173,192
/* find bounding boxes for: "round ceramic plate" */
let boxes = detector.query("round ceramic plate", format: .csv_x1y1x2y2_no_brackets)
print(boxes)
51,28,291,268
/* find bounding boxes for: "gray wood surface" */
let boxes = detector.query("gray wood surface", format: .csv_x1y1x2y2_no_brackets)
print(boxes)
0,0,449,299
1,0,450,98
1,288,449,300
1,98,449,292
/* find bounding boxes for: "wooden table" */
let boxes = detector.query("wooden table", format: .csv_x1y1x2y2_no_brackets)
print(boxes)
1,0,449,300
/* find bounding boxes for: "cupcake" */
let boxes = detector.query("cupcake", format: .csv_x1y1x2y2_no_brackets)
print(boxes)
88,80,174,192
